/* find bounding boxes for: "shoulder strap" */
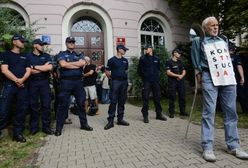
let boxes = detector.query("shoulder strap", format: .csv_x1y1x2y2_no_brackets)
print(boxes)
199,34,229,53
219,34,228,43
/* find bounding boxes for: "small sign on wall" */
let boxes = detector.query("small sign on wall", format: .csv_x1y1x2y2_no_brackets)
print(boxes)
42,35,51,44
116,37,126,45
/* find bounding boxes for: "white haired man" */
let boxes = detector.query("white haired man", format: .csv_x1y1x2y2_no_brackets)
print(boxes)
191,16,248,162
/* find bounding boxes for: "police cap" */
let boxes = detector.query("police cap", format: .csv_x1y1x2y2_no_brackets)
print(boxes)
65,36,76,43
116,44,129,51
12,34,27,42
32,39,48,46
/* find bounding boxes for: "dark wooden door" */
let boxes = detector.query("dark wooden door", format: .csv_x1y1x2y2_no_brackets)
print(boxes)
72,32,104,66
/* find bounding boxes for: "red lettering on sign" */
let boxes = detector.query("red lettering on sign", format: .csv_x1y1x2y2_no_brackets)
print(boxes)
224,70,228,76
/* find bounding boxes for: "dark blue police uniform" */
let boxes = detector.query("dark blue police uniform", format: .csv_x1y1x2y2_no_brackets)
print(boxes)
137,54,163,118
0,52,4,89
231,54,248,113
0,52,3,137
165,59,186,117
0,51,29,136
55,50,89,133
106,56,128,122
27,52,52,133
51,54,59,116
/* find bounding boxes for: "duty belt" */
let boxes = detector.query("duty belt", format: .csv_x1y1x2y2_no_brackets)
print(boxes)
30,77,49,81
112,77,127,81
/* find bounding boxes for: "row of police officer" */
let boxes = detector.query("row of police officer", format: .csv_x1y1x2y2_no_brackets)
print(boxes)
0,35,94,142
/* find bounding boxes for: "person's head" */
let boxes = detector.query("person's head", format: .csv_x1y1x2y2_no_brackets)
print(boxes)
116,44,129,55
172,48,182,59
144,44,153,55
32,39,47,53
65,36,76,50
202,16,219,37
229,43,237,54
84,56,91,64
12,34,26,50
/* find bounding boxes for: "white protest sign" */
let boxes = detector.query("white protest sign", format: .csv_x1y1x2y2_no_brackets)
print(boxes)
203,40,236,86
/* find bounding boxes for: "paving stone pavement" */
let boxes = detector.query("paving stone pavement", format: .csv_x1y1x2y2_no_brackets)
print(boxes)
34,104,248,168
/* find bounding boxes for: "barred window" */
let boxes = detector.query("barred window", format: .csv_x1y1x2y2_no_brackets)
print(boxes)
141,19,164,33
72,18,102,32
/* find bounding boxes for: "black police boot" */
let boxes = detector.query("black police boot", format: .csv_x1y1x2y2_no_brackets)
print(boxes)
156,114,167,121
81,124,93,131
13,134,26,143
117,120,130,126
42,128,55,135
104,121,114,130
143,116,149,123
168,111,175,118
54,129,62,136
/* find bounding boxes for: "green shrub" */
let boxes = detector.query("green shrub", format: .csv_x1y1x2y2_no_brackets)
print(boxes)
128,56,142,98
155,47,170,97
0,7,39,52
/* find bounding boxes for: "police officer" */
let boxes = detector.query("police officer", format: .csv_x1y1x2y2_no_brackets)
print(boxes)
0,52,4,89
55,36,93,136
53,53,74,124
104,44,130,130
230,45,248,113
165,49,187,118
137,44,167,123
0,34,31,142
27,39,54,135
0,51,3,139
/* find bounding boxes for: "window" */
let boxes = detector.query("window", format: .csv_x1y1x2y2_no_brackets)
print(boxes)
141,19,164,33
71,18,102,32
140,18,165,54
0,7,26,26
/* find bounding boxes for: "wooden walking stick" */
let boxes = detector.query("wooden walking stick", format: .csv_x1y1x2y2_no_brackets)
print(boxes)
184,72,199,142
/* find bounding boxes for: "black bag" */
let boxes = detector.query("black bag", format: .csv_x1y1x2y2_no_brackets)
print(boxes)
88,100,98,116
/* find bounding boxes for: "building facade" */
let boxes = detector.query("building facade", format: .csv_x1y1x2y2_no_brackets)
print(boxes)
1,0,189,65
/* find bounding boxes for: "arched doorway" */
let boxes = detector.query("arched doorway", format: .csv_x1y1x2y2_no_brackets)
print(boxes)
71,17,104,65
61,4,113,66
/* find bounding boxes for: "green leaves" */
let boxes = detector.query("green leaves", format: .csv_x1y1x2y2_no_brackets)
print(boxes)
128,56,142,98
0,7,38,52
166,0,248,45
